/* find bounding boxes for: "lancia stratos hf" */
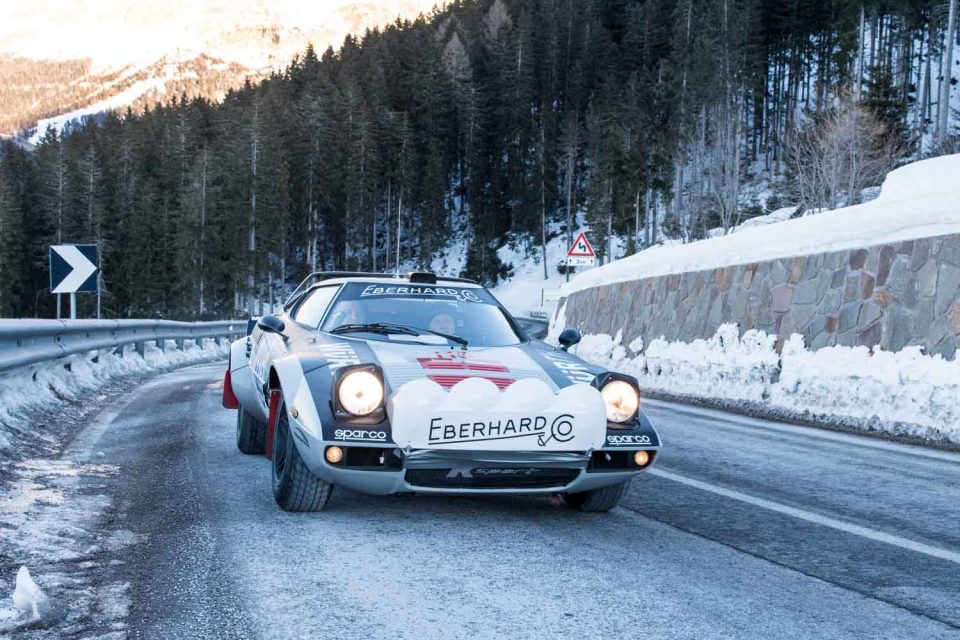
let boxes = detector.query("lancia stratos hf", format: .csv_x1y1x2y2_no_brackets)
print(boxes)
222,272,660,512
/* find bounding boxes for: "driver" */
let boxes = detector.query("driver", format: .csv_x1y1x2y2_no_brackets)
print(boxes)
428,310,457,335
329,300,366,328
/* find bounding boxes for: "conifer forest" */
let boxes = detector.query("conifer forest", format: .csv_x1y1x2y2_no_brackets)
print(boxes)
0,0,957,319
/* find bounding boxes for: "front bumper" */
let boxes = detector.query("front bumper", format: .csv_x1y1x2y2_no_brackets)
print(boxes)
291,421,656,495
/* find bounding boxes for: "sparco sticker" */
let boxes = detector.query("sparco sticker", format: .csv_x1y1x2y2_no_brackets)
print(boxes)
606,434,652,446
334,429,387,441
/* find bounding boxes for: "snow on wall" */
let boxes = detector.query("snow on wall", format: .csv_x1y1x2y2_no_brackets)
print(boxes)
0,340,227,453
560,231,960,361
570,324,960,444
561,154,960,296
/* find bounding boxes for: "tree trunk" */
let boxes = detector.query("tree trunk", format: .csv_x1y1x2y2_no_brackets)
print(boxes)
939,0,958,143
541,137,548,280
198,147,207,315
248,101,259,314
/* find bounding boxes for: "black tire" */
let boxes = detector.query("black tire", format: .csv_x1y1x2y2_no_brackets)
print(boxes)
271,401,333,512
563,480,631,512
236,408,266,454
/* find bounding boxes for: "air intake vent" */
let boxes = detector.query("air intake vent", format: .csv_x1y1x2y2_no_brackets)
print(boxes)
406,272,438,284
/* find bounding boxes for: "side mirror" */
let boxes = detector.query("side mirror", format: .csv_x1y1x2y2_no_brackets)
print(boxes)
558,328,581,351
257,315,287,339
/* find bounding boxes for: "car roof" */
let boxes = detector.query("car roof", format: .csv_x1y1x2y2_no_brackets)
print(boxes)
284,271,483,311
321,274,481,287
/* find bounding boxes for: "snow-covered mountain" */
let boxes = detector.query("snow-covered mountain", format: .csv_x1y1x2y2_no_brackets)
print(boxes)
0,0,443,140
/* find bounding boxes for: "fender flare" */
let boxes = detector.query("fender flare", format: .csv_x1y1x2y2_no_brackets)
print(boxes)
270,355,324,441
228,337,248,373
229,337,263,416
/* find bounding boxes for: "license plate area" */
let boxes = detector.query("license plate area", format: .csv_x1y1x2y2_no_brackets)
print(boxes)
405,467,580,489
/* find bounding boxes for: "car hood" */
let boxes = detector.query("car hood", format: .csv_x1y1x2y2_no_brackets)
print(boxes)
365,341,564,392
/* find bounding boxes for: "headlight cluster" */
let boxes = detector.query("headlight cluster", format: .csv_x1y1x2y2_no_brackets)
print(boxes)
601,380,639,423
337,370,384,416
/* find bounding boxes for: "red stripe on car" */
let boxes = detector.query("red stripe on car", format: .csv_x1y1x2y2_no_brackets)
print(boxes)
417,356,509,373
427,374,515,390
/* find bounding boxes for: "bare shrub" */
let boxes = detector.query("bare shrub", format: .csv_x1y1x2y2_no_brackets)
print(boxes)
788,98,901,212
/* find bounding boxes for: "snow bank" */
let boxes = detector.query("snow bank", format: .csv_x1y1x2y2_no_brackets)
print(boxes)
773,337,960,441
562,154,960,296
11,567,46,622
0,339,227,449
492,231,576,317
570,324,960,443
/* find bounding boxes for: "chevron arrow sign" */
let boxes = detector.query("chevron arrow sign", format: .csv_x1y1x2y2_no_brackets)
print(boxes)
49,244,99,294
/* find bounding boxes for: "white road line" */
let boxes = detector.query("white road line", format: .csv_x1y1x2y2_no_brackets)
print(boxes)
643,398,960,465
648,467,960,565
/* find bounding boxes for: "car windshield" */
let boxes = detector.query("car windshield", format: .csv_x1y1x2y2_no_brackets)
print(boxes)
319,282,522,347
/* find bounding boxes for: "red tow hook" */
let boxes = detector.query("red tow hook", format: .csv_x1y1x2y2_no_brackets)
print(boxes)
264,390,282,459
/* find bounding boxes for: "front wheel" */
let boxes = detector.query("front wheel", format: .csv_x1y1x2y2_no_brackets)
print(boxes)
563,480,630,512
271,401,333,512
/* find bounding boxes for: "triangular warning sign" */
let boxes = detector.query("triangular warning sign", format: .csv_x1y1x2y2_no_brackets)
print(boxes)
567,232,595,257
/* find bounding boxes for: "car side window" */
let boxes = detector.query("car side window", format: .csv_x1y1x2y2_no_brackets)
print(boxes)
292,286,339,328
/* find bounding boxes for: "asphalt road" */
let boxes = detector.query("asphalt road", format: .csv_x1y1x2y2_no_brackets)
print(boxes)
67,363,960,639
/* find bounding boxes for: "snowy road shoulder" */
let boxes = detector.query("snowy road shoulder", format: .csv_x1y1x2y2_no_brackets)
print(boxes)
0,449,132,634
0,344,227,635
0,339,228,465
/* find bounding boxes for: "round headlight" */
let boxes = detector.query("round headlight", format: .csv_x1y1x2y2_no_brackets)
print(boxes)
601,380,639,423
338,370,384,416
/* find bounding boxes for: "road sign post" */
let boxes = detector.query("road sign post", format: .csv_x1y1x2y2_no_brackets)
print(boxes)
49,244,99,320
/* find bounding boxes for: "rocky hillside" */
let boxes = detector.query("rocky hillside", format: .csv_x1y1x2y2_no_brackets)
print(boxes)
0,0,442,137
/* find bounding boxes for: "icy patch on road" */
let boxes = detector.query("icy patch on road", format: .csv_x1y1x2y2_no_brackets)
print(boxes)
0,339,227,459
569,324,960,443
0,455,135,635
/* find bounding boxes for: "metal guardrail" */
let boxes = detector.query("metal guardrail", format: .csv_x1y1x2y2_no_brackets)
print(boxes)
0,319,245,374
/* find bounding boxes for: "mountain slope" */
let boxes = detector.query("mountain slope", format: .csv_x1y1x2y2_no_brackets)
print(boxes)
0,0,443,137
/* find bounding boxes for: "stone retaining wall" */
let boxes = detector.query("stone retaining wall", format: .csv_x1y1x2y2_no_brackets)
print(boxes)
560,233,960,359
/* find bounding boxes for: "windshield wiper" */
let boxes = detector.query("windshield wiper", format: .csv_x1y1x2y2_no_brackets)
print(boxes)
406,325,469,348
330,322,419,337
331,322,468,347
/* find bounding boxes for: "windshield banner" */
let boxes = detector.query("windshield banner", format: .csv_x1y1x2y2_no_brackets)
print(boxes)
341,282,490,304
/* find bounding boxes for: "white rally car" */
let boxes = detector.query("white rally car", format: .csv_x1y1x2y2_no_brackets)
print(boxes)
223,272,660,512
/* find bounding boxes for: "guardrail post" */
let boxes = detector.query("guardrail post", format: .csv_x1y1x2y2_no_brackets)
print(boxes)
176,338,185,350
135,341,145,357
